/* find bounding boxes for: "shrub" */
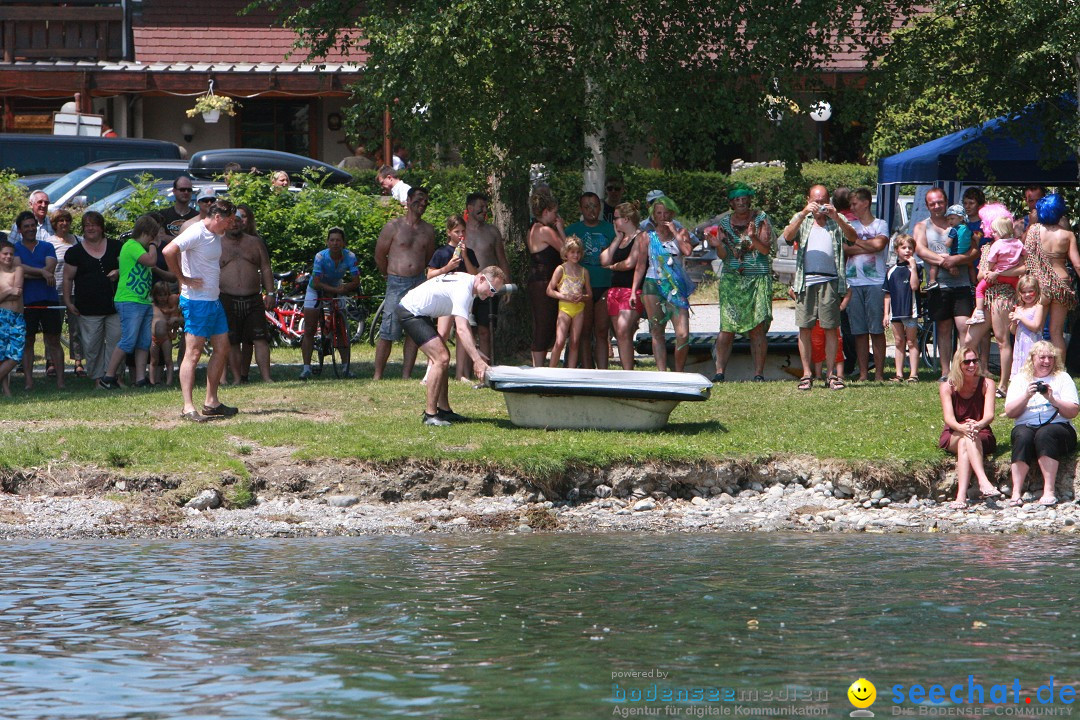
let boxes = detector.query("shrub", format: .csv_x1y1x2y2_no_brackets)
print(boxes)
0,171,28,229
730,162,878,223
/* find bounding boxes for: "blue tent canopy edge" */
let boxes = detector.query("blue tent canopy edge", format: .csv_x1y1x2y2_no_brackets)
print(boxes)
875,101,1079,232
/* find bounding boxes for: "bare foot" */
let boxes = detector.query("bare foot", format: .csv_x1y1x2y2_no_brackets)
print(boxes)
948,500,968,510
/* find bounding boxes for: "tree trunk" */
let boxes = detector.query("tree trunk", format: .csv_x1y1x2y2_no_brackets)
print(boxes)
490,164,533,359
583,129,606,197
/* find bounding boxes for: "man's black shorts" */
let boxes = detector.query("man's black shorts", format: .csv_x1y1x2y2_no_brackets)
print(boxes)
927,286,974,322
24,306,63,335
395,305,439,347
473,295,496,328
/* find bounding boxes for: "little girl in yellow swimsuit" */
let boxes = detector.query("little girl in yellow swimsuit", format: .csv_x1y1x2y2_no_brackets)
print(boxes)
546,236,592,368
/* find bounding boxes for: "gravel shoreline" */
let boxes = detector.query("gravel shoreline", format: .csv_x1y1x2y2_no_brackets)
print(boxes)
3,472,1079,539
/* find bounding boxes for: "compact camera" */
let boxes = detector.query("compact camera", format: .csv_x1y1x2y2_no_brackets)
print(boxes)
1034,381,1049,394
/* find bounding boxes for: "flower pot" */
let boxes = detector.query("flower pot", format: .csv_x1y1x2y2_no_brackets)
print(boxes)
201,109,221,124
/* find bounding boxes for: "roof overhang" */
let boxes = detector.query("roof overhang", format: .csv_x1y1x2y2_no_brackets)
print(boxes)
0,60,362,99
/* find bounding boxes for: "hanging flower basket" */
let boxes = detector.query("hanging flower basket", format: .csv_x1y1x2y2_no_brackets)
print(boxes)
186,93,238,123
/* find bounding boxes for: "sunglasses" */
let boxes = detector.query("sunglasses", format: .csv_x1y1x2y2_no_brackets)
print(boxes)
960,359,978,366
176,187,192,192
606,185,622,191
198,198,214,204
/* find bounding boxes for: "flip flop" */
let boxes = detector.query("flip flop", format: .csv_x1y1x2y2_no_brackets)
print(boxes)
1006,498,1023,507
979,489,1002,500
1038,496,1058,506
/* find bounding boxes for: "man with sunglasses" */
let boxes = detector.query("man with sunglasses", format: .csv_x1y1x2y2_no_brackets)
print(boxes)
180,187,217,233
602,177,624,223
161,177,198,236
397,266,507,426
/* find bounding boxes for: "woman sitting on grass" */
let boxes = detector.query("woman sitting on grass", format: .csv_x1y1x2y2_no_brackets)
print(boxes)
1003,340,1079,507
938,345,999,509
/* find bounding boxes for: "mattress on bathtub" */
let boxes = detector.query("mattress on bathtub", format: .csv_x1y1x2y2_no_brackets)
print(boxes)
485,366,712,402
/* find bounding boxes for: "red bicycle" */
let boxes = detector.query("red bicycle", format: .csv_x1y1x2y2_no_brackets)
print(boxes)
264,270,307,347
313,296,351,378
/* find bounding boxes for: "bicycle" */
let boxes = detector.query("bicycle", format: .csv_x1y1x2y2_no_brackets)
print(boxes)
314,296,351,378
264,270,308,348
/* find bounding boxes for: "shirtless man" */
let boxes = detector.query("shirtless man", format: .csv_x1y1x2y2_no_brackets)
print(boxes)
464,192,511,364
374,186,437,379
219,210,274,384
914,187,976,379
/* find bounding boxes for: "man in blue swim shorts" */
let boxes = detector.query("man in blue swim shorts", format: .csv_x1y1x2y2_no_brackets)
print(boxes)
163,199,239,423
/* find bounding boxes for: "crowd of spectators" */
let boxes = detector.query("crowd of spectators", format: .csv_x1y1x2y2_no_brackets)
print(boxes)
2,176,1080,500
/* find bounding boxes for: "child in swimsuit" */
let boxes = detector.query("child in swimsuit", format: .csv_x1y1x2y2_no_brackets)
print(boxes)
968,217,1024,325
149,281,181,386
0,241,25,397
546,236,591,368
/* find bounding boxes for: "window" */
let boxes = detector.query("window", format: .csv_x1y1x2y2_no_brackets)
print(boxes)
236,100,313,157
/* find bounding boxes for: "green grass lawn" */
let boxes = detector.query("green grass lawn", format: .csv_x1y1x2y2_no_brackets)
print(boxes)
0,342,1030,480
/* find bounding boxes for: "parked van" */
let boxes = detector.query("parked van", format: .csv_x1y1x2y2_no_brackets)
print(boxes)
0,134,181,178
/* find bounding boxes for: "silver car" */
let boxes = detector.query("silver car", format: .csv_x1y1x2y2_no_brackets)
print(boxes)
43,159,190,211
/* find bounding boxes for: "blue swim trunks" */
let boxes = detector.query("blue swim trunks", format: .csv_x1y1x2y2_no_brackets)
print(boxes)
0,307,26,362
179,296,229,339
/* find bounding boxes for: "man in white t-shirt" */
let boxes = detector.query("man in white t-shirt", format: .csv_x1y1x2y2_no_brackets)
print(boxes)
845,187,890,381
162,199,237,423
397,266,507,426
377,165,411,206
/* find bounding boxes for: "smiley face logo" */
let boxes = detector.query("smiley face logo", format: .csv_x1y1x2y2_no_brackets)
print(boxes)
848,678,876,709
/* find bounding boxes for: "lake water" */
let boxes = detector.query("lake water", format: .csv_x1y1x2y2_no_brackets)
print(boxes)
2,534,1079,719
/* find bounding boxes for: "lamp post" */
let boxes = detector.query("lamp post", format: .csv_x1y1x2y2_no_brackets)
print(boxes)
810,101,832,162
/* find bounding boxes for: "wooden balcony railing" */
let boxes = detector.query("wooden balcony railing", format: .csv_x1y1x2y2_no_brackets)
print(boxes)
0,5,125,63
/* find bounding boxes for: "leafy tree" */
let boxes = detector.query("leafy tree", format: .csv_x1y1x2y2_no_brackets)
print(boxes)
255,0,915,194
867,0,1080,167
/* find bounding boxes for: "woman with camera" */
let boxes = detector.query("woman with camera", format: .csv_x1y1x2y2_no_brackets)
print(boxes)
938,345,999,509
1003,340,1079,506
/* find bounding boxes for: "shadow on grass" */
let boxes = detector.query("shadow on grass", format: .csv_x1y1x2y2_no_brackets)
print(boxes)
476,418,725,434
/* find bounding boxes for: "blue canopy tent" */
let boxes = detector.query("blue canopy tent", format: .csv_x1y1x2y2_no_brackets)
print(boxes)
876,111,1079,232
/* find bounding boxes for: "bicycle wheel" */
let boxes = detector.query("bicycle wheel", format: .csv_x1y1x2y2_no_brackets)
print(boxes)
918,320,941,373
343,297,367,344
366,299,385,346
919,319,962,374
316,308,339,378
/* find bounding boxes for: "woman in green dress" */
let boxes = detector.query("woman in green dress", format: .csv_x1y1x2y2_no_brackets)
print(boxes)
708,183,774,382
